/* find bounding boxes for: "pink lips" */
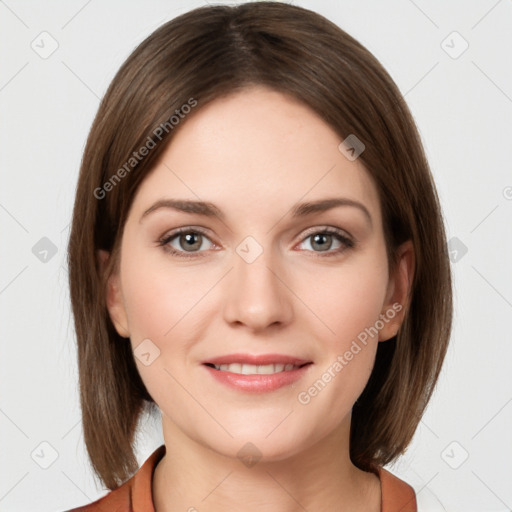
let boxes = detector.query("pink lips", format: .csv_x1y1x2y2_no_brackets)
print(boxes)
203,353,311,366
202,353,313,393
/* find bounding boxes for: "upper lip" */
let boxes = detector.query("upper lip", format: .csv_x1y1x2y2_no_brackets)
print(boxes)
203,353,312,366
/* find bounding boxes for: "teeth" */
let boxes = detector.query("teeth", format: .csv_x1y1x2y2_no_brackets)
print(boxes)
213,363,302,374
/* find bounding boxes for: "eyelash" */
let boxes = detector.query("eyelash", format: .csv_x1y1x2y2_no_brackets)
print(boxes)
158,226,355,260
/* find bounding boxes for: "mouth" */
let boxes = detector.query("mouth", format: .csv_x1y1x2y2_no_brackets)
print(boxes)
201,353,313,392
202,353,312,374
203,361,311,375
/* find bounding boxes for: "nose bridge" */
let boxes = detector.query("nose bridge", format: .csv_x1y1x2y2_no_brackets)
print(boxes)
223,235,293,330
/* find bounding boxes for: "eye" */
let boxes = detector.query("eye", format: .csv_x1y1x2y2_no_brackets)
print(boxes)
158,228,215,259
158,226,355,260
296,227,355,256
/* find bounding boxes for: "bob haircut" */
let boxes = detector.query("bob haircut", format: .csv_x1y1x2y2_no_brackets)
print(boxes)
67,1,453,491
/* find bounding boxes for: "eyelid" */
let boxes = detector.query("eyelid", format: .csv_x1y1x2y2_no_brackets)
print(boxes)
297,225,354,243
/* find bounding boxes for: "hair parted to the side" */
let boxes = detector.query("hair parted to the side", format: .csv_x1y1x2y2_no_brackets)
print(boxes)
67,1,452,490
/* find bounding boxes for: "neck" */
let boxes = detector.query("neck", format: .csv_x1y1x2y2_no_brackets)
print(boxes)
152,414,381,512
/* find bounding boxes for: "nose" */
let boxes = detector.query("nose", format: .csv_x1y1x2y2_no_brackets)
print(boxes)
222,245,294,332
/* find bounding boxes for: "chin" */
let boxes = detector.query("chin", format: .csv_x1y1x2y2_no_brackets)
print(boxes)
193,418,319,465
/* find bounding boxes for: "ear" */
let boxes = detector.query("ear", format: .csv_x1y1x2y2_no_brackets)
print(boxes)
378,240,415,342
97,249,130,338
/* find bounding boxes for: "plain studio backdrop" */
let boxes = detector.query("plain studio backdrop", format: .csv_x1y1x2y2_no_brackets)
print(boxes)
1,1,511,511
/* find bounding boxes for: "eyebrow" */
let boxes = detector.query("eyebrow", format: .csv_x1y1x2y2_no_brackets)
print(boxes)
140,197,373,227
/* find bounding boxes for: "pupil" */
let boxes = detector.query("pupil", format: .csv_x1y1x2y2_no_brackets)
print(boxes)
182,232,200,251
313,233,331,252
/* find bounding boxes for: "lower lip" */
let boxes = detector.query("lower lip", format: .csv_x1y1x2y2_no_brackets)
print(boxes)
203,364,312,392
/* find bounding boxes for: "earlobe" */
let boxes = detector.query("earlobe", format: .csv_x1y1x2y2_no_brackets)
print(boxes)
378,240,415,342
96,249,130,339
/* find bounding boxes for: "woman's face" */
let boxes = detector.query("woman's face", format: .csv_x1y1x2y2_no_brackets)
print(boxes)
102,86,412,462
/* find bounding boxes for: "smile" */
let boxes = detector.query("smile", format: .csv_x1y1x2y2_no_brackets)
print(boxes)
205,362,305,374
202,354,313,392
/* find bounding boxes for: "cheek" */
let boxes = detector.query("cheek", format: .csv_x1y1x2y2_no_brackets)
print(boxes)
292,259,388,408
296,258,389,346
121,252,209,342
119,259,204,411
119,251,218,393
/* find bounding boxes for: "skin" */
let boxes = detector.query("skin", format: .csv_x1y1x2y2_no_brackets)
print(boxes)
99,85,414,512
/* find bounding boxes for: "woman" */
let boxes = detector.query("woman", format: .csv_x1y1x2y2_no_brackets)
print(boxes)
66,2,453,511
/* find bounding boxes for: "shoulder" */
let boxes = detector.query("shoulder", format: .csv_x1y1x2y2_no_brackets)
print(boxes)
377,467,417,512
64,486,129,511
65,445,166,512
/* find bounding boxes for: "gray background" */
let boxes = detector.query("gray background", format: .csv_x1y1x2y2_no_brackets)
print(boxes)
1,0,511,511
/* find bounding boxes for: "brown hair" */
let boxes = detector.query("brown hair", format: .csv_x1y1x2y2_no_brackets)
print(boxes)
67,1,452,490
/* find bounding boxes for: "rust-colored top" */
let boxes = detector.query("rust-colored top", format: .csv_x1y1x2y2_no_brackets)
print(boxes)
67,445,417,512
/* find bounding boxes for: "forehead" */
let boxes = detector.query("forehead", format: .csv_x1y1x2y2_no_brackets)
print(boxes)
129,86,382,227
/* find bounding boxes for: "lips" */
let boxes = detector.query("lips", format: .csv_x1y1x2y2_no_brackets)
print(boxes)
203,353,312,367
202,354,313,392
